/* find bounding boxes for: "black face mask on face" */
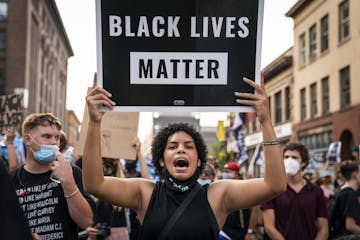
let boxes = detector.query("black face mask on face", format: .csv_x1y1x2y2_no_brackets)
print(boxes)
161,167,201,193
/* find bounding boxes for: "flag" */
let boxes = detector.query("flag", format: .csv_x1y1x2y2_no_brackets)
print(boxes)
248,144,263,177
216,120,226,142
232,113,248,166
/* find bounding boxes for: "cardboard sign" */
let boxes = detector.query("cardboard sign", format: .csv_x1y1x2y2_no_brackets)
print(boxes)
96,0,264,112
77,101,139,160
0,94,24,132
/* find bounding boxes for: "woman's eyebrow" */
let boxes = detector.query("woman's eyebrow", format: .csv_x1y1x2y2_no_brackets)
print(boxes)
167,140,194,144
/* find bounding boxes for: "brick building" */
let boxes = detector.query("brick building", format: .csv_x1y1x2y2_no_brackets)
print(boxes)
287,0,360,161
244,0,360,171
0,0,73,129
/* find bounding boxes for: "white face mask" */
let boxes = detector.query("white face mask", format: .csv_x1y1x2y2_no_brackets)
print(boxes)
284,157,301,177
222,172,235,179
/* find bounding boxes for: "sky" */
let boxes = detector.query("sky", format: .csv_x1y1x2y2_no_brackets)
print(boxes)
55,0,298,140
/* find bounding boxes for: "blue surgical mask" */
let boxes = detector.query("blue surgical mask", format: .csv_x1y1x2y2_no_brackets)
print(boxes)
198,179,212,186
30,136,59,164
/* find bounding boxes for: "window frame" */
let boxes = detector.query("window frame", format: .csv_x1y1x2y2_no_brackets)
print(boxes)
309,24,317,61
299,33,306,67
339,0,350,42
320,15,329,52
0,2,7,20
310,83,317,118
0,30,6,50
321,76,329,114
339,66,350,108
300,88,307,121
285,87,290,121
275,91,282,124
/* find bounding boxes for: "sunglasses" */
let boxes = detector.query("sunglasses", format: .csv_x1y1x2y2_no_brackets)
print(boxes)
36,117,62,127
202,169,213,177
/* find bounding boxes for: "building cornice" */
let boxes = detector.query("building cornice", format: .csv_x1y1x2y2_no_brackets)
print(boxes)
263,47,293,81
285,0,312,19
67,110,81,125
46,1,74,57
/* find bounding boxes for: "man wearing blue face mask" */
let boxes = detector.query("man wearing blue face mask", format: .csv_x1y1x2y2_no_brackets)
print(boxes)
197,163,216,186
261,143,329,240
9,113,95,240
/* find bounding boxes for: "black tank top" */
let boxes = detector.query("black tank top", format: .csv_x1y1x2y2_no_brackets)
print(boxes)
138,182,219,239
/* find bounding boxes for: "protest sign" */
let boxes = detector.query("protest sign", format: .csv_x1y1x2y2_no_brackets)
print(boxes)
77,99,139,159
96,0,264,111
327,141,342,165
0,94,24,132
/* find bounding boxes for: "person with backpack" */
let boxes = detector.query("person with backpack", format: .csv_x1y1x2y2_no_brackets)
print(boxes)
328,160,360,239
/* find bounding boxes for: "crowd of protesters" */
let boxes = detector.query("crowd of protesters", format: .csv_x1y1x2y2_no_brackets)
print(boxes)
0,76,360,239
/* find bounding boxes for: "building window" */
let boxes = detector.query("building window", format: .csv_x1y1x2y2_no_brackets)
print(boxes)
299,33,306,67
0,69,5,92
310,83,317,118
268,96,272,119
321,76,329,114
285,87,290,121
320,15,329,52
275,91,282,124
339,0,350,42
309,24,317,61
301,88,306,121
340,66,350,108
0,2,7,20
299,130,332,150
0,30,6,50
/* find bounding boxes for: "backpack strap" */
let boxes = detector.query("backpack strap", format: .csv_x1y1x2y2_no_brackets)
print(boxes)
158,184,202,240
329,187,352,237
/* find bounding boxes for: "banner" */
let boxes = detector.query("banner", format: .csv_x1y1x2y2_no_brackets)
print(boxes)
0,94,24,132
96,0,264,111
77,98,139,160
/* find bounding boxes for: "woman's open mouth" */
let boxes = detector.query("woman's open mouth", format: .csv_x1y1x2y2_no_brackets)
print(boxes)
174,158,189,169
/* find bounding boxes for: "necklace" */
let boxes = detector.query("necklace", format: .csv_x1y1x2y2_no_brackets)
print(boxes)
17,165,54,197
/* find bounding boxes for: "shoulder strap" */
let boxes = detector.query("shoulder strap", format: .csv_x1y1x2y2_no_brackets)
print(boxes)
158,184,202,240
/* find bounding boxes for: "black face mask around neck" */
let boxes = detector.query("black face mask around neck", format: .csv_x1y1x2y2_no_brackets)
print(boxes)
162,167,201,193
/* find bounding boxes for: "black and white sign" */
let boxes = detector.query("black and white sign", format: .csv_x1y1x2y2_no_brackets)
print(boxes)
96,0,264,111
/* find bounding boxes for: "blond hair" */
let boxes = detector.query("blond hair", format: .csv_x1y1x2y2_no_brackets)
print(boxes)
22,113,62,135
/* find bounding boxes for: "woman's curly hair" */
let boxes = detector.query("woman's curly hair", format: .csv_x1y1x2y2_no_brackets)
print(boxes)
151,123,208,177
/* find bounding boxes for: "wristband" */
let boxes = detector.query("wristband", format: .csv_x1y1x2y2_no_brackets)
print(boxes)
64,188,79,198
262,140,281,146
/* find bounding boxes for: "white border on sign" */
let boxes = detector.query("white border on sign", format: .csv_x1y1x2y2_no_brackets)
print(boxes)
255,0,264,86
95,0,103,88
103,106,255,112
95,0,263,113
